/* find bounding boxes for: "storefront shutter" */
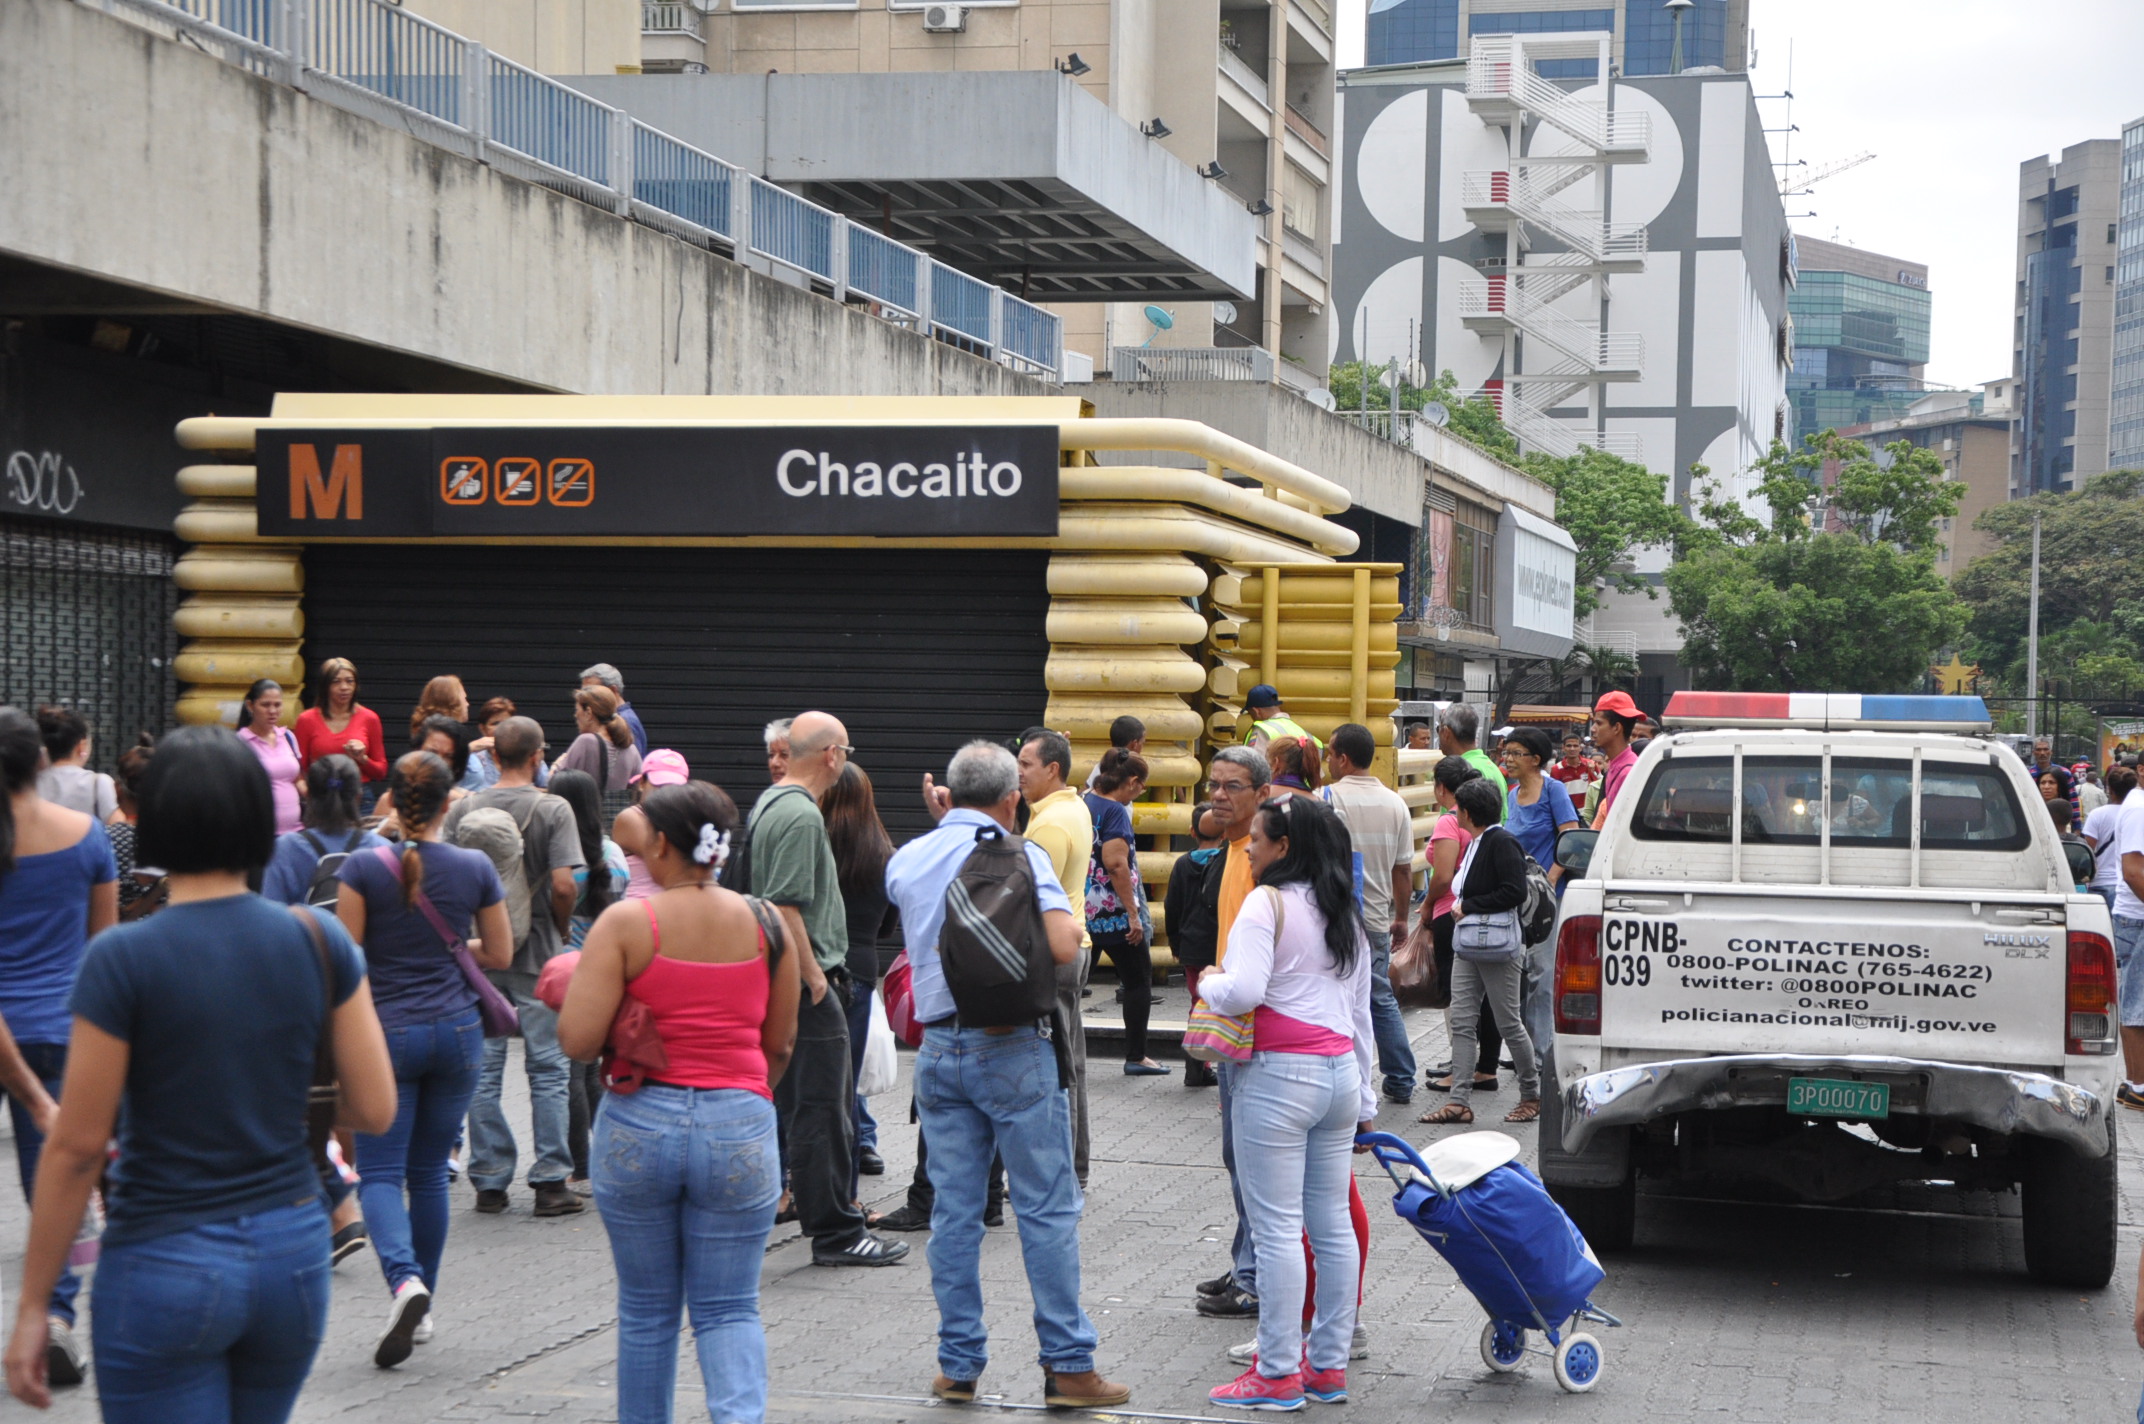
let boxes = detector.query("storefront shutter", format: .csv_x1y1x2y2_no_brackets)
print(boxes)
299,545,1050,839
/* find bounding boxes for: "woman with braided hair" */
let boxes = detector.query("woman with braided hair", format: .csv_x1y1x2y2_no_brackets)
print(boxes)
335,750,514,1369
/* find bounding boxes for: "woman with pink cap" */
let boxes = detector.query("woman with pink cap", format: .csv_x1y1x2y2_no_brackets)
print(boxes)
615,750,691,903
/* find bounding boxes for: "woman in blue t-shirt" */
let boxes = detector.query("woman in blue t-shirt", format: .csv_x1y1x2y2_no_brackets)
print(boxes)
337,750,512,1371
1083,749,1168,1076
0,705,116,1388
1499,728,1581,888
3,725,395,1419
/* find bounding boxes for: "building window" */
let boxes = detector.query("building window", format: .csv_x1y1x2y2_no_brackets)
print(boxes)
1282,163,1322,241
1623,0,1729,75
1364,0,1459,67
1449,499,1498,631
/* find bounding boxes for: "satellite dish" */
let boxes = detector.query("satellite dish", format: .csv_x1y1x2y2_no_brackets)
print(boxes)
1404,360,1428,388
1422,401,1451,428
1307,388,1337,412
1214,300,1239,326
1139,305,1176,348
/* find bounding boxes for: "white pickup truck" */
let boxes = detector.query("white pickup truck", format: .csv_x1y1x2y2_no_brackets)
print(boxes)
1541,693,2119,1287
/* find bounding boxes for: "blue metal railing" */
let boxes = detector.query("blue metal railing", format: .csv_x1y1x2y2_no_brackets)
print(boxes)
845,226,921,315
931,266,995,346
487,52,612,191
78,0,1062,378
749,178,837,282
631,122,732,238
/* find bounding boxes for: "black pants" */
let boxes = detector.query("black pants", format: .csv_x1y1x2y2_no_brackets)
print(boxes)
1432,912,1500,1075
775,984,866,1250
567,1059,605,1179
906,1108,1005,1217
1088,930,1154,1063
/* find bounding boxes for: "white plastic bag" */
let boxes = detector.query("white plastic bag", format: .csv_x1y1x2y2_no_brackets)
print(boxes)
856,988,900,1098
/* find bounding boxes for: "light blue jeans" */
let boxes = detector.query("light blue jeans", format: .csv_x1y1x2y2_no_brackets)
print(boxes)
468,969,574,1188
594,1084,780,1424
913,1025,1097,1383
2115,918,2144,1028
90,1199,329,1424
1521,937,1556,1067
1231,1051,1362,1379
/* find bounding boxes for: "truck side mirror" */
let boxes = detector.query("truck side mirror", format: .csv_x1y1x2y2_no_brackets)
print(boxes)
2063,839,2094,888
1555,827,1599,878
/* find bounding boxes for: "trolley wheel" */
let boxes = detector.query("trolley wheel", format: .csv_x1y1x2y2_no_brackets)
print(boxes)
1479,1320,1526,1373
1552,1332,1604,1393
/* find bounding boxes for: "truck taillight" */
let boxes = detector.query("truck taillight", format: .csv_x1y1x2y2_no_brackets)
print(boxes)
2067,929,2116,1055
1555,915,1602,1036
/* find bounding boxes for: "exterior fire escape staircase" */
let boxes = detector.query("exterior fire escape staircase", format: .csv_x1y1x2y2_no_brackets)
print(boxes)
1458,32,1651,460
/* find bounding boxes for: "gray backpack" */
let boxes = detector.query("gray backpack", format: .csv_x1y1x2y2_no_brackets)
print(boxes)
453,801,537,947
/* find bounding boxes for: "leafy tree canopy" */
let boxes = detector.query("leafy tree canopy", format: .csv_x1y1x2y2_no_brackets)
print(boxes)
1664,433,1966,692
1955,468,2144,688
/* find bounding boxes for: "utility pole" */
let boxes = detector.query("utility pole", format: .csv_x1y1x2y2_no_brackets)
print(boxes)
2026,512,2042,740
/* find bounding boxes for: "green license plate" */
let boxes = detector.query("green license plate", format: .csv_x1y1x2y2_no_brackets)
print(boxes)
1787,1077,1890,1120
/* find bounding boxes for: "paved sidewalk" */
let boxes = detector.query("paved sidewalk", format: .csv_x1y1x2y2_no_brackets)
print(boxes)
7,1003,2144,1422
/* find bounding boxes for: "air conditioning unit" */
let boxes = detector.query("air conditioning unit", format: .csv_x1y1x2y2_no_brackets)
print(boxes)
922,4,967,32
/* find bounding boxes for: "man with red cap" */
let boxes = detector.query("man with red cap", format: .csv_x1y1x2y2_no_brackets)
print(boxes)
1589,691,1644,829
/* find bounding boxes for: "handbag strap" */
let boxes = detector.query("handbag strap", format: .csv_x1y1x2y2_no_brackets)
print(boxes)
371,843,467,955
285,905,338,1098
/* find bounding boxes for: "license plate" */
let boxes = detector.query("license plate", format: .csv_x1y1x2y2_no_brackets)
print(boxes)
1787,1077,1890,1120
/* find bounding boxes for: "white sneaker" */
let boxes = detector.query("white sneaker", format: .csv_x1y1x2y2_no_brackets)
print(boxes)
1226,1326,1370,1366
374,1279,431,1369
413,1313,434,1345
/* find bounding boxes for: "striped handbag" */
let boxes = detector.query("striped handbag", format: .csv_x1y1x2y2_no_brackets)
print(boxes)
1180,887,1283,1064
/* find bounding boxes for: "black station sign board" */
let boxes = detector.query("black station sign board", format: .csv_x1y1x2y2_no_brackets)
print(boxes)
254,425,1062,539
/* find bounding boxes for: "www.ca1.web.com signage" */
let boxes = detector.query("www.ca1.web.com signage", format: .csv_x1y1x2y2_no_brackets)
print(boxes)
253,425,1062,539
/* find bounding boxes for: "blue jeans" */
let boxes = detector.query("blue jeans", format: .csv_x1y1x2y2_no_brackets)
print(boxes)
595,1084,779,1424
6,1040,80,1323
1218,1058,1257,1297
913,1025,1097,1382
468,969,573,1188
1231,1051,1362,1378
1365,928,1418,1097
90,1199,330,1424
2117,918,2144,1028
1521,937,1556,1067
357,1008,483,1295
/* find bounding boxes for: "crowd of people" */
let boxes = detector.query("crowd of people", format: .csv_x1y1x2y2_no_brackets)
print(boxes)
0,665,1657,1423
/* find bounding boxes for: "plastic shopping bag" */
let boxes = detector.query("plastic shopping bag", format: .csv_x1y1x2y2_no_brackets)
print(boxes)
856,988,901,1097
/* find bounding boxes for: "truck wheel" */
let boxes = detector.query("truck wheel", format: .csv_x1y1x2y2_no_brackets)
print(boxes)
2020,1118,2117,1289
1538,1057,1637,1252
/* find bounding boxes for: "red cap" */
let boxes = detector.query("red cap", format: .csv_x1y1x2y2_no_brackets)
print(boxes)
1593,690,1642,719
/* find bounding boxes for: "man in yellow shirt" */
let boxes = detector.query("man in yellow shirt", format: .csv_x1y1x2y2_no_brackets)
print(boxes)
1193,743,1272,1320
1018,729,1095,1186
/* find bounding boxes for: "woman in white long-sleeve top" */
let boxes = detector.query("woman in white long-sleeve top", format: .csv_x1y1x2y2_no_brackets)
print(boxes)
1191,794,1376,1413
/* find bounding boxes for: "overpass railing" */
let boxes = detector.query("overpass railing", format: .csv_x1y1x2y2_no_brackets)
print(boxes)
74,0,1064,379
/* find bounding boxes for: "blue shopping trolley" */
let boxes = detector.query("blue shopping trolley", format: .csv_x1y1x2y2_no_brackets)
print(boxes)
1357,1130,1622,1393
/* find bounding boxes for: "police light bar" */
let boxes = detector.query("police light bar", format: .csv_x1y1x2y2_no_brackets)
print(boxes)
1661,692,1992,733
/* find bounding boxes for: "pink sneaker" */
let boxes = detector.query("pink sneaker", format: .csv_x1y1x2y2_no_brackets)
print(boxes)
1302,1366,1347,1403
1209,1366,1306,1412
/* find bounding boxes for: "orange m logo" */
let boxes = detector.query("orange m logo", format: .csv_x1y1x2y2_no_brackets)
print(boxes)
288,444,363,520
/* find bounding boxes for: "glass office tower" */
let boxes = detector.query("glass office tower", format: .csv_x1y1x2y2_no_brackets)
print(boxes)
1365,0,1740,75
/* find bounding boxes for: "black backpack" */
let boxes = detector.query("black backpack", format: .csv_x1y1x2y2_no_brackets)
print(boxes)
723,785,812,895
1518,848,1558,946
938,825,1056,1027
300,829,365,911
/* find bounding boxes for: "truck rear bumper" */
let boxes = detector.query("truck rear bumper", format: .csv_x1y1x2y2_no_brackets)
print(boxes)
1561,1054,2108,1159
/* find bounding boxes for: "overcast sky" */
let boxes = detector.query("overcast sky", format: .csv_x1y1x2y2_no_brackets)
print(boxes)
1336,0,2144,390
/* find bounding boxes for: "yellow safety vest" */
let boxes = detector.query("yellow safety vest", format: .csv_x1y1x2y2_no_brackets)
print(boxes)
1250,714,1321,751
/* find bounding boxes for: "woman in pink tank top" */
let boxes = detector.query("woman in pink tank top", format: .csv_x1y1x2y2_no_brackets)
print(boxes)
557,782,801,1424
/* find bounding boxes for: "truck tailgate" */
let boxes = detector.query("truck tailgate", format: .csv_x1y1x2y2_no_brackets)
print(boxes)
1594,886,2067,1064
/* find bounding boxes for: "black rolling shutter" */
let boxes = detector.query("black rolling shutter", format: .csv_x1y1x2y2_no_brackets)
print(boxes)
299,545,1050,839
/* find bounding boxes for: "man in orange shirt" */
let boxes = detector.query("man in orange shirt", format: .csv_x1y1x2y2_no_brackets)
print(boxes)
1194,745,1270,1319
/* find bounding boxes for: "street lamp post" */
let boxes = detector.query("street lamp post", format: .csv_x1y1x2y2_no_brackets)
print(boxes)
2026,512,2041,741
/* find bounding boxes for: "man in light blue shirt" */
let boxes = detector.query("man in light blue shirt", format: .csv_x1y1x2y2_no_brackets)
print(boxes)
884,741,1131,1411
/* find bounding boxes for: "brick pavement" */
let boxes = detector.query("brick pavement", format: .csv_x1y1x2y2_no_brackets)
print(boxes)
8,1007,2144,1422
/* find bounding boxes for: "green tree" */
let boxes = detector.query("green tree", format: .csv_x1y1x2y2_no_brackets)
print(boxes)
1664,432,1966,692
1327,363,1518,462
1520,448,1694,621
1955,468,2144,690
